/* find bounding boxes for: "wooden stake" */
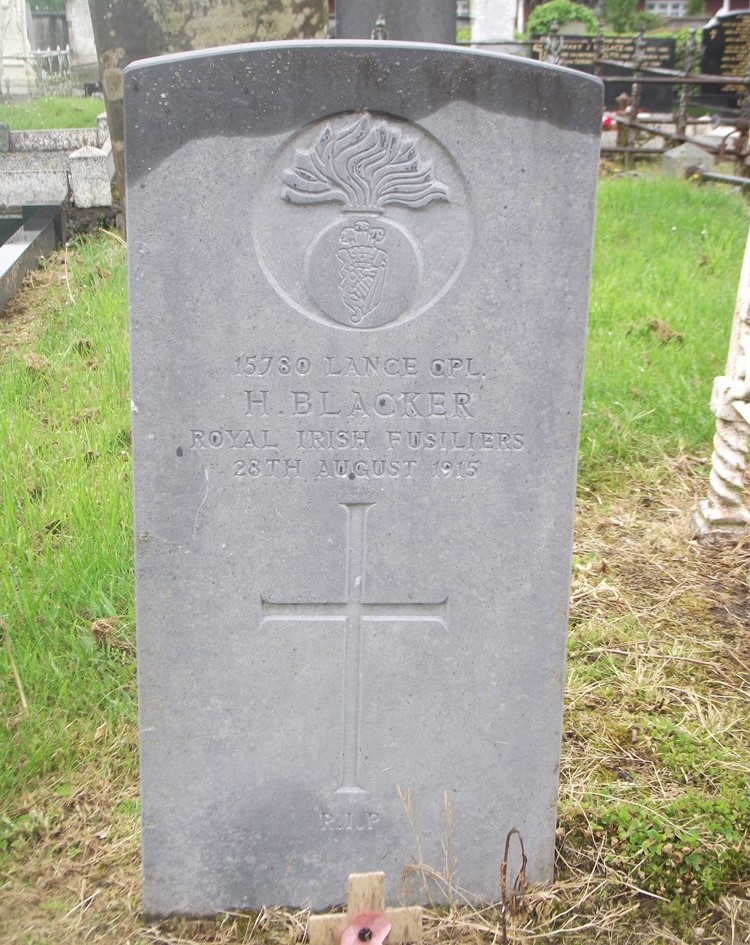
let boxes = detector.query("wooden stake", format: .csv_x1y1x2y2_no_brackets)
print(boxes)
308,872,422,945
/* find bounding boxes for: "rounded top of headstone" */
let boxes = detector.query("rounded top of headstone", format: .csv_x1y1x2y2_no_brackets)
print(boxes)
124,40,603,184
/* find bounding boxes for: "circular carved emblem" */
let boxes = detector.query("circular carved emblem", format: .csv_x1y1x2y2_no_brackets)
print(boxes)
252,112,471,331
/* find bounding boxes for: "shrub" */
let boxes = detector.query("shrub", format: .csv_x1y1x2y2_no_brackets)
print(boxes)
528,0,599,35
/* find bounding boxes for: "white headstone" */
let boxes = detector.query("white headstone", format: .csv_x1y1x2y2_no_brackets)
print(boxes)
0,0,36,96
471,0,519,45
66,0,98,86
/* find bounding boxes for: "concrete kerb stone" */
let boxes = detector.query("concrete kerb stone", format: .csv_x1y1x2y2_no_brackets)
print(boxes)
0,209,58,312
10,128,100,153
0,117,114,212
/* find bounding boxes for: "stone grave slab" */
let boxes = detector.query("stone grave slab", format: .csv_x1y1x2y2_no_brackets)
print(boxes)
125,40,602,916
335,0,456,43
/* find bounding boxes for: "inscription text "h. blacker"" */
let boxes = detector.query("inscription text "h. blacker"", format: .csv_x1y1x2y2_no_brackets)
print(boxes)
244,390,475,419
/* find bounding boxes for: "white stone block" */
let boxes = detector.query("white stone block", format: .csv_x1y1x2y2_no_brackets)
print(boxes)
68,144,113,208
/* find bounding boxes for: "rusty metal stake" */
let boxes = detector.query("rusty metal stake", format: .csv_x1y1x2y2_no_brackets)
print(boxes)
676,28,696,140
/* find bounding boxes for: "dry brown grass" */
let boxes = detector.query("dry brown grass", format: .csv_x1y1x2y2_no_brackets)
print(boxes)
0,250,70,359
2,453,749,944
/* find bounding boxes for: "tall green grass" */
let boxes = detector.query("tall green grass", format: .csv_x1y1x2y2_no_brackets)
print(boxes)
0,96,104,130
582,175,748,486
1,238,135,806
0,173,747,826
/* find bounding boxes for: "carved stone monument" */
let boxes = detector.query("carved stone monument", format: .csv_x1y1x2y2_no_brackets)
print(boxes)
126,41,602,915
66,0,98,88
694,225,750,543
0,0,36,97
701,10,750,110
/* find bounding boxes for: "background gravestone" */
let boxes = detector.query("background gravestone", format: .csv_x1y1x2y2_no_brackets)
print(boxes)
701,11,750,110
335,0,456,42
89,0,327,216
471,0,518,46
66,0,99,89
530,35,676,111
0,0,37,97
126,40,602,916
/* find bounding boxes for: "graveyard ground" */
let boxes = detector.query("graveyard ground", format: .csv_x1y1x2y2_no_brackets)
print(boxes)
1,175,750,943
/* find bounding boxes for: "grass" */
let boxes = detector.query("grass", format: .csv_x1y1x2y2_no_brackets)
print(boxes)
0,174,749,943
0,96,104,131
0,236,135,803
582,173,749,486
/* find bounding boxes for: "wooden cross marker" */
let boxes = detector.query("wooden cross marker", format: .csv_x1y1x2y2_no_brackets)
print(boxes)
308,872,422,945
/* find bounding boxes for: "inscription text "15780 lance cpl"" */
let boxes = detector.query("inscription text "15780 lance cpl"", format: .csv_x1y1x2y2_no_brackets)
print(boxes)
233,354,482,379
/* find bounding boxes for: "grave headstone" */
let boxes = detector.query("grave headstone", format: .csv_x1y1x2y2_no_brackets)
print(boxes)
89,0,328,217
28,11,68,50
125,40,602,915
701,10,750,111
66,0,99,89
335,0,456,43
471,0,518,45
531,35,676,111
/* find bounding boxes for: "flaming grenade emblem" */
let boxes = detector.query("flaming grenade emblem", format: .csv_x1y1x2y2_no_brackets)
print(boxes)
282,113,450,329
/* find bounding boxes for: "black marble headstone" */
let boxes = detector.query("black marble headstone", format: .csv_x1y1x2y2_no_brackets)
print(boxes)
701,11,750,110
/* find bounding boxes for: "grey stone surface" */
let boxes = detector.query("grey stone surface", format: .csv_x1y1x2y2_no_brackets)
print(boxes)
0,153,69,208
68,143,114,208
89,0,328,219
0,120,111,212
66,0,99,85
10,128,99,152
661,141,713,178
336,0,456,42
0,125,9,153
126,40,602,916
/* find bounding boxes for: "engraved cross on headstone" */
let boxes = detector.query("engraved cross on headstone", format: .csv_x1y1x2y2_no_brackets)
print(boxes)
261,502,448,793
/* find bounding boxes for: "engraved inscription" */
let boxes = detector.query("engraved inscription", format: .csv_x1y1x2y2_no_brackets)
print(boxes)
320,810,381,832
177,351,528,481
261,503,448,793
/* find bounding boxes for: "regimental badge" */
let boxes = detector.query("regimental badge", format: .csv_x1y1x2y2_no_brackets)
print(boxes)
281,113,451,329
